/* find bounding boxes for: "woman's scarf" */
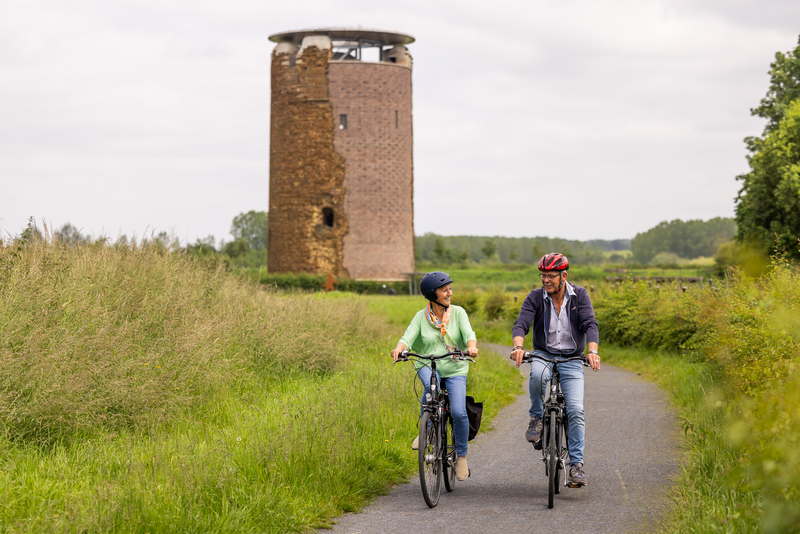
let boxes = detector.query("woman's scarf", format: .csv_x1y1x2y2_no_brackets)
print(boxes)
424,302,458,352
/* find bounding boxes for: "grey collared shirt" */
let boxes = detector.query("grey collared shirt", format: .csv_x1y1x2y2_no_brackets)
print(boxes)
544,282,577,353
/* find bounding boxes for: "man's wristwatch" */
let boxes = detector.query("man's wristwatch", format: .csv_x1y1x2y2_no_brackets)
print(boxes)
588,350,598,356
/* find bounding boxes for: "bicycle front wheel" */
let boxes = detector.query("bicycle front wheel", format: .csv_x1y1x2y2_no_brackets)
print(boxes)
419,411,441,508
547,411,558,509
554,415,564,495
442,412,457,492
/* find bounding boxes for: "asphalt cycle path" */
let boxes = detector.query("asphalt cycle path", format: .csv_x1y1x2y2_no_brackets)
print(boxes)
324,344,681,534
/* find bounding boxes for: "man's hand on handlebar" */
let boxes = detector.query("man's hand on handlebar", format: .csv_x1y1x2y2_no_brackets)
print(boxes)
511,347,526,368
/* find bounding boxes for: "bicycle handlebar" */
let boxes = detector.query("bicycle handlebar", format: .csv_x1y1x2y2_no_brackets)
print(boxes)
512,351,589,367
394,350,476,364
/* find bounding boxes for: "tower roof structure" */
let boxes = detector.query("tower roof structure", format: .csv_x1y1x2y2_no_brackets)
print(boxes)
268,28,415,46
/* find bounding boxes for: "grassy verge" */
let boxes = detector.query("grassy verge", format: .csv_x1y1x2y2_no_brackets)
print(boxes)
0,243,520,533
602,345,761,533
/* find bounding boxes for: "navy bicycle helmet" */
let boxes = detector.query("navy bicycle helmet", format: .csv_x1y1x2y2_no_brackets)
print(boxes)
420,271,453,302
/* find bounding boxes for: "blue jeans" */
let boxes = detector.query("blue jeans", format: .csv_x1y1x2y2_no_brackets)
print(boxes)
528,350,585,465
416,366,469,457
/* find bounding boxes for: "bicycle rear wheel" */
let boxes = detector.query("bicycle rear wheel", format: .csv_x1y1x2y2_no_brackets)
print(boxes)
547,411,557,509
442,412,457,492
419,411,441,508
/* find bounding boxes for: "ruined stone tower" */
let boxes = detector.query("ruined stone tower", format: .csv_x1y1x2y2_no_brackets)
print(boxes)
267,28,415,280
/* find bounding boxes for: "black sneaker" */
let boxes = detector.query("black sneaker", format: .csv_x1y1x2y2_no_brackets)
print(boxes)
568,463,587,487
525,416,542,443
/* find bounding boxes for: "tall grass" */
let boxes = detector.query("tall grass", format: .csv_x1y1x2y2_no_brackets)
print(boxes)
0,240,521,532
0,240,370,443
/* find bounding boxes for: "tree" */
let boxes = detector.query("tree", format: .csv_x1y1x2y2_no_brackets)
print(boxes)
736,100,800,258
186,236,216,257
632,218,736,263
481,238,497,260
230,211,268,250
736,36,800,258
223,238,248,259
433,237,447,261
750,37,800,134
508,245,519,261
532,240,544,262
54,223,86,246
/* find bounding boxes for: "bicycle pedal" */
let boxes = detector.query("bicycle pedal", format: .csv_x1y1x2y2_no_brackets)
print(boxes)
532,439,542,451
567,482,585,488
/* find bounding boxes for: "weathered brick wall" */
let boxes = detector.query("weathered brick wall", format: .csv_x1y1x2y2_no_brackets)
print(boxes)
329,62,415,280
268,44,349,277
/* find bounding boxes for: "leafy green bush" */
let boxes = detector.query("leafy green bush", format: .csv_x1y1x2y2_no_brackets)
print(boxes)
593,281,713,353
253,271,407,294
714,240,769,277
451,288,480,315
483,286,511,321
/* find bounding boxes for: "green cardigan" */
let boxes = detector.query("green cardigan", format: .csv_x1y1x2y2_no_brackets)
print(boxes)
398,305,477,377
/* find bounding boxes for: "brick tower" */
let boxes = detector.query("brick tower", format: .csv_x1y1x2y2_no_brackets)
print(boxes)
268,28,415,280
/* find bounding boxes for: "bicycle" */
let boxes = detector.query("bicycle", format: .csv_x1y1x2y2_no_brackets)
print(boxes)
517,351,589,509
394,349,475,508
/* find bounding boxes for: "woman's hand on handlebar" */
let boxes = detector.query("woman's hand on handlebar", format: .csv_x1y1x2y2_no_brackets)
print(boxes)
466,345,478,358
391,343,408,362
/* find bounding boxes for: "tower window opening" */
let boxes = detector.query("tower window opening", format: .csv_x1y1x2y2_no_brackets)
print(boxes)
322,207,335,227
339,114,347,130
395,110,398,128
389,56,397,63
289,54,296,67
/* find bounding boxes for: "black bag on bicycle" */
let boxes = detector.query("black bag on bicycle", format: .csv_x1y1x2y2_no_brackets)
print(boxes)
465,396,483,440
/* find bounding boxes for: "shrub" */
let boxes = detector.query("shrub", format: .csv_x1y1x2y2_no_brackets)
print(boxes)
254,272,407,294
593,282,714,353
451,288,479,315
483,286,511,321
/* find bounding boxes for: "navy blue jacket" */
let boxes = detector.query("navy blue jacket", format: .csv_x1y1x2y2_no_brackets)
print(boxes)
512,283,599,356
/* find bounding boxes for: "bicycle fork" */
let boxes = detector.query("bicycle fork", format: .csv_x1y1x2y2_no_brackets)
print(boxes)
421,406,439,465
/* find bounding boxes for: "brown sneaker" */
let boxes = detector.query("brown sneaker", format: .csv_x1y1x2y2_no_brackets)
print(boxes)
456,456,469,481
568,463,588,487
525,415,542,443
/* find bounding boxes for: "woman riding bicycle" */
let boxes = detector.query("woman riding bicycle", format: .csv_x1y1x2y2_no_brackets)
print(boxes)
391,271,478,481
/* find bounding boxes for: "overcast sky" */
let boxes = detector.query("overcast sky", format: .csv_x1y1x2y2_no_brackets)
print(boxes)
1,0,798,245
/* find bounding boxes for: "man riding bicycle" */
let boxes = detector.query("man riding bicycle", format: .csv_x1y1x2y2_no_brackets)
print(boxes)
510,253,600,487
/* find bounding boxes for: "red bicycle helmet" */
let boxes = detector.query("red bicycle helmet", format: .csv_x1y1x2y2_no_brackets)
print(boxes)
538,253,569,271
